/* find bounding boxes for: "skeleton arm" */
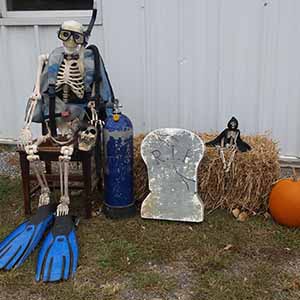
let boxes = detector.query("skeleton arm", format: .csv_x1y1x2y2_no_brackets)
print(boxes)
19,54,49,148
88,100,99,126
32,53,49,99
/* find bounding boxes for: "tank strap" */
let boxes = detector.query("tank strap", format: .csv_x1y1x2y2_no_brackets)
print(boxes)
86,44,115,102
48,89,57,136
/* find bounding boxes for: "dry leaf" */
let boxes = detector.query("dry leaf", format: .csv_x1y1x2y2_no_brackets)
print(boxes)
223,244,233,251
238,212,248,222
232,208,240,218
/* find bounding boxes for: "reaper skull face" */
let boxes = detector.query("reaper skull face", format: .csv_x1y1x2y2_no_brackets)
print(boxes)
228,117,238,130
78,126,98,151
58,20,84,53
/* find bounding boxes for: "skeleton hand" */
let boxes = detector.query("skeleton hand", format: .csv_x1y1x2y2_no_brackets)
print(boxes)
19,95,40,149
31,87,41,100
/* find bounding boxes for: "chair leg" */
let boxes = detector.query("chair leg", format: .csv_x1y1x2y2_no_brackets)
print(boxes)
19,152,31,215
45,161,52,174
45,161,53,191
82,152,92,218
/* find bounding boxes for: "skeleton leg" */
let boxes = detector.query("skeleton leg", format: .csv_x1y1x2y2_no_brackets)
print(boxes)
57,145,74,216
225,147,237,173
217,146,227,170
25,139,51,207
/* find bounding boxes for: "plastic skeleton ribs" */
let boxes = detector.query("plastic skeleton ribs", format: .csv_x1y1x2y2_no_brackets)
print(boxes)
0,5,114,282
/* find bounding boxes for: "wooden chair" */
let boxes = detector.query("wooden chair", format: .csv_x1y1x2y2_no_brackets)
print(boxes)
18,139,100,218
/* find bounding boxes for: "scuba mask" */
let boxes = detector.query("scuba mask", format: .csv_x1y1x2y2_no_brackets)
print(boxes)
58,29,85,45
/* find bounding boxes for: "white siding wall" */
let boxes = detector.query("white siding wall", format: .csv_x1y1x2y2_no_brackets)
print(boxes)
0,0,300,156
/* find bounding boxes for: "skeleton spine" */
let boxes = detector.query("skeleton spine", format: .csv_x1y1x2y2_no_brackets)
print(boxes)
62,84,70,102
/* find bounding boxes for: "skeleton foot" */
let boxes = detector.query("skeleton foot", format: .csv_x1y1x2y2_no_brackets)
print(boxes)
38,187,50,207
57,196,70,216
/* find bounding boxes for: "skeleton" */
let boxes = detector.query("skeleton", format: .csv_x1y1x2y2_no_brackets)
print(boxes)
19,20,101,216
206,117,251,173
0,3,121,282
218,122,239,172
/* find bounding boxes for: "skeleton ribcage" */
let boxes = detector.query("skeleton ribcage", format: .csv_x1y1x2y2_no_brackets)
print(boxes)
55,58,85,101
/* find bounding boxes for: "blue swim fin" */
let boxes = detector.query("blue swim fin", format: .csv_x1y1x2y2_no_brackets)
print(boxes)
0,204,54,270
35,215,79,282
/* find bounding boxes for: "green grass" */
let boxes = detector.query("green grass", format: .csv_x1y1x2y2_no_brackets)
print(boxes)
0,176,300,299
0,176,20,201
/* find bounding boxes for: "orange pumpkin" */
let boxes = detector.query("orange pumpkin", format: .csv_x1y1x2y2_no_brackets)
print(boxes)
269,175,300,227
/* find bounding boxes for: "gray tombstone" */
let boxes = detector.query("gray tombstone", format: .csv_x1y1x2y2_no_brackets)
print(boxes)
141,128,205,222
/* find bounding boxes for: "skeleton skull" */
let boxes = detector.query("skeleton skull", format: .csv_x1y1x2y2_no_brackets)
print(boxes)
78,126,98,151
59,20,84,53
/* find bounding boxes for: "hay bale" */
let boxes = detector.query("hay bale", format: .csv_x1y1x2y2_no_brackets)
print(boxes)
133,134,149,202
133,133,280,214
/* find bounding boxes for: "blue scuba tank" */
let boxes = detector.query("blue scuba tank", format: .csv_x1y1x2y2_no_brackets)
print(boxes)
103,100,136,218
